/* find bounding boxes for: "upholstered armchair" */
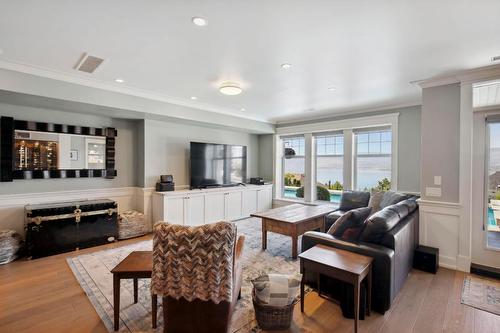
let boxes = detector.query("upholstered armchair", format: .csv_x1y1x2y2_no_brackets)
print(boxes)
151,221,245,333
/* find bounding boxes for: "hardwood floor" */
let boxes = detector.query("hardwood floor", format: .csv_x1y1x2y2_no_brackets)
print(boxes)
1,237,499,333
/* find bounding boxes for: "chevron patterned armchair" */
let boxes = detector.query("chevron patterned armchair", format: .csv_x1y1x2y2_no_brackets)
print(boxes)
152,221,245,333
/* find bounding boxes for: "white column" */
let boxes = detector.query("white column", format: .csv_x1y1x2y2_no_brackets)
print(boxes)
458,82,473,272
273,135,282,199
343,129,353,190
304,134,316,202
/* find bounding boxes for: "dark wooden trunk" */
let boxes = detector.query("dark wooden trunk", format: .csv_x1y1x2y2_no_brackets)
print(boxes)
25,199,118,259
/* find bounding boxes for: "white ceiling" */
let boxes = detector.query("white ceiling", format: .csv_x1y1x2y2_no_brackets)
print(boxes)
1,1,500,123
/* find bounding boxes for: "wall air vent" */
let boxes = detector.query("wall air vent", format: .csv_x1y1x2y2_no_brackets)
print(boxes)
74,53,104,73
491,55,500,62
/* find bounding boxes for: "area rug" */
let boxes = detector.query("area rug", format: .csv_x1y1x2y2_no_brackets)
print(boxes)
67,217,303,333
461,275,500,315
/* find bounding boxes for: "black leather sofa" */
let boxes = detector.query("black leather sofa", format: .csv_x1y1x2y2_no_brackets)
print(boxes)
301,192,419,315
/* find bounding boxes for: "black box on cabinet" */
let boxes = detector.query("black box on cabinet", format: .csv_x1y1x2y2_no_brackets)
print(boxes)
413,245,439,274
156,182,175,191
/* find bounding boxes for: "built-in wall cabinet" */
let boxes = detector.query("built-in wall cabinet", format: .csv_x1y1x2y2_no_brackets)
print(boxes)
152,184,273,225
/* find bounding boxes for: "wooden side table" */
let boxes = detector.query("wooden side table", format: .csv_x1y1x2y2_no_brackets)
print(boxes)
111,251,157,331
299,245,373,333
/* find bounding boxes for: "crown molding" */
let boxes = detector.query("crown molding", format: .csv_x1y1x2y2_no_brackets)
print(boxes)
275,102,420,126
414,63,500,88
0,59,272,124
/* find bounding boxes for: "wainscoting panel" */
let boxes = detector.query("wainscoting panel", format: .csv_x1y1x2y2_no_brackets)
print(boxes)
0,187,137,236
419,200,462,270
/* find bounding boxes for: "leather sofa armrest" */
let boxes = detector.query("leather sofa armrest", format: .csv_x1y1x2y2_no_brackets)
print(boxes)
301,231,394,259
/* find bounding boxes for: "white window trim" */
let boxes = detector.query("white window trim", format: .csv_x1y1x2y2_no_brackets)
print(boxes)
274,113,399,203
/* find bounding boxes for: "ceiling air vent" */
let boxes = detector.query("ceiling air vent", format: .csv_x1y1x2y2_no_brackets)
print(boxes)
74,53,104,73
491,55,500,62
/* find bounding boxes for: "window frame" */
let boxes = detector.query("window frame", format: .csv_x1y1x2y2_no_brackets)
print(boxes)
273,113,399,203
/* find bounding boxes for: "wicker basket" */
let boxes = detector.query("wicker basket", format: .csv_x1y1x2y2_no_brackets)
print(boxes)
252,289,299,330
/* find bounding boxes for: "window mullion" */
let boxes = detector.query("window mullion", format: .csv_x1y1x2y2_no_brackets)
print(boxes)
343,129,353,191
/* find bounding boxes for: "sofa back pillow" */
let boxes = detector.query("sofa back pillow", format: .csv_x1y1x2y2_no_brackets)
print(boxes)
379,191,409,209
368,191,384,215
339,191,371,211
327,207,371,239
358,207,400,244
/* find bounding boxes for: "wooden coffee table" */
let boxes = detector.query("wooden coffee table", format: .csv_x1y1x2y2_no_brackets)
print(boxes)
111,251,157,331
251,204,336,258
299,245,373,333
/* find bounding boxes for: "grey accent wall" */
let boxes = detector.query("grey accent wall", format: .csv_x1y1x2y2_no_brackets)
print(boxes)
273,105,422,192
258,134,274,182
420,83,461,202
142,119,260,188
0,102,139,194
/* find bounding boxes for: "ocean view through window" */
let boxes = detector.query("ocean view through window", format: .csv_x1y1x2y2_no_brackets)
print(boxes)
275,113,398,203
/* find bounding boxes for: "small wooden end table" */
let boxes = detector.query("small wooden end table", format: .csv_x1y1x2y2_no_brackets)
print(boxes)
299,245,373,333
111,251,157,331
251,204,336,259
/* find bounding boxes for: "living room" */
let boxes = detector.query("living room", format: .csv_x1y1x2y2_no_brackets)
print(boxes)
1,1,500,333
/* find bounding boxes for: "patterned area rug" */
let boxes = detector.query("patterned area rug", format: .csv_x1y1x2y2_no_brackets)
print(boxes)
67,217,303,333
461,275,500,315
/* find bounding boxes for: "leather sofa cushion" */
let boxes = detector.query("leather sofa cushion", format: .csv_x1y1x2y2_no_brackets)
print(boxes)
325,210,346,231
327,207,371,239
379,191,409,209
359,207,400,244
339,191,371,211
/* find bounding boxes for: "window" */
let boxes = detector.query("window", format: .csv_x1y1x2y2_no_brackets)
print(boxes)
315,134,343,202
274,113,398,203
283,137,305,199
486,121,500,250
355,130,392,191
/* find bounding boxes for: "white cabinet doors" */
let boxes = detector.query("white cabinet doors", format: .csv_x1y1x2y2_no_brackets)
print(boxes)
224,191,243,220
185,195,205,226
242,190,258,217
164,196,185,224
257,187,272,211
205,193,226,223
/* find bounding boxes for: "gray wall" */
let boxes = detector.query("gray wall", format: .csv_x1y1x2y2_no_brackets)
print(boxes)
0,102,139,194
273,105,422,193
258,134,274,182
142,119,260,188
420,83,461,202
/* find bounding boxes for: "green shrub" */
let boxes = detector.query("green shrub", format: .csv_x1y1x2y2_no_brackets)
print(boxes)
296,186,331,201
495,191,500,200
375,178,391,192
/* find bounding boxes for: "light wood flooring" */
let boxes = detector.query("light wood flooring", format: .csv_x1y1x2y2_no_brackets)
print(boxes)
1,236,499,333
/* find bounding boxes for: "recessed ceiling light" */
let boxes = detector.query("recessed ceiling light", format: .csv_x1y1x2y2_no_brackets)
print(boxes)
281,63,292,70
327,86,336,91
192,16,207,26
219,82,242,96
114,78,125,83
190,96,198,100
240,108,246,112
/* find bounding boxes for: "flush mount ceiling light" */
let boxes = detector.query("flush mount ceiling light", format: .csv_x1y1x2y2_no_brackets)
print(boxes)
327,86,336,91
114,78,125,83
192,16,207,26
219,82,242,95
280,63,292,70
190,96,198,100
240,108,246,112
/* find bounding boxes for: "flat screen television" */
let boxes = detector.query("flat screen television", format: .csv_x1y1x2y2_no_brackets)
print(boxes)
190,142,247,189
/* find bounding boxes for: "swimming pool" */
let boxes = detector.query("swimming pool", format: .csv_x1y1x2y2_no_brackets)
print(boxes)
284,188,341,204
